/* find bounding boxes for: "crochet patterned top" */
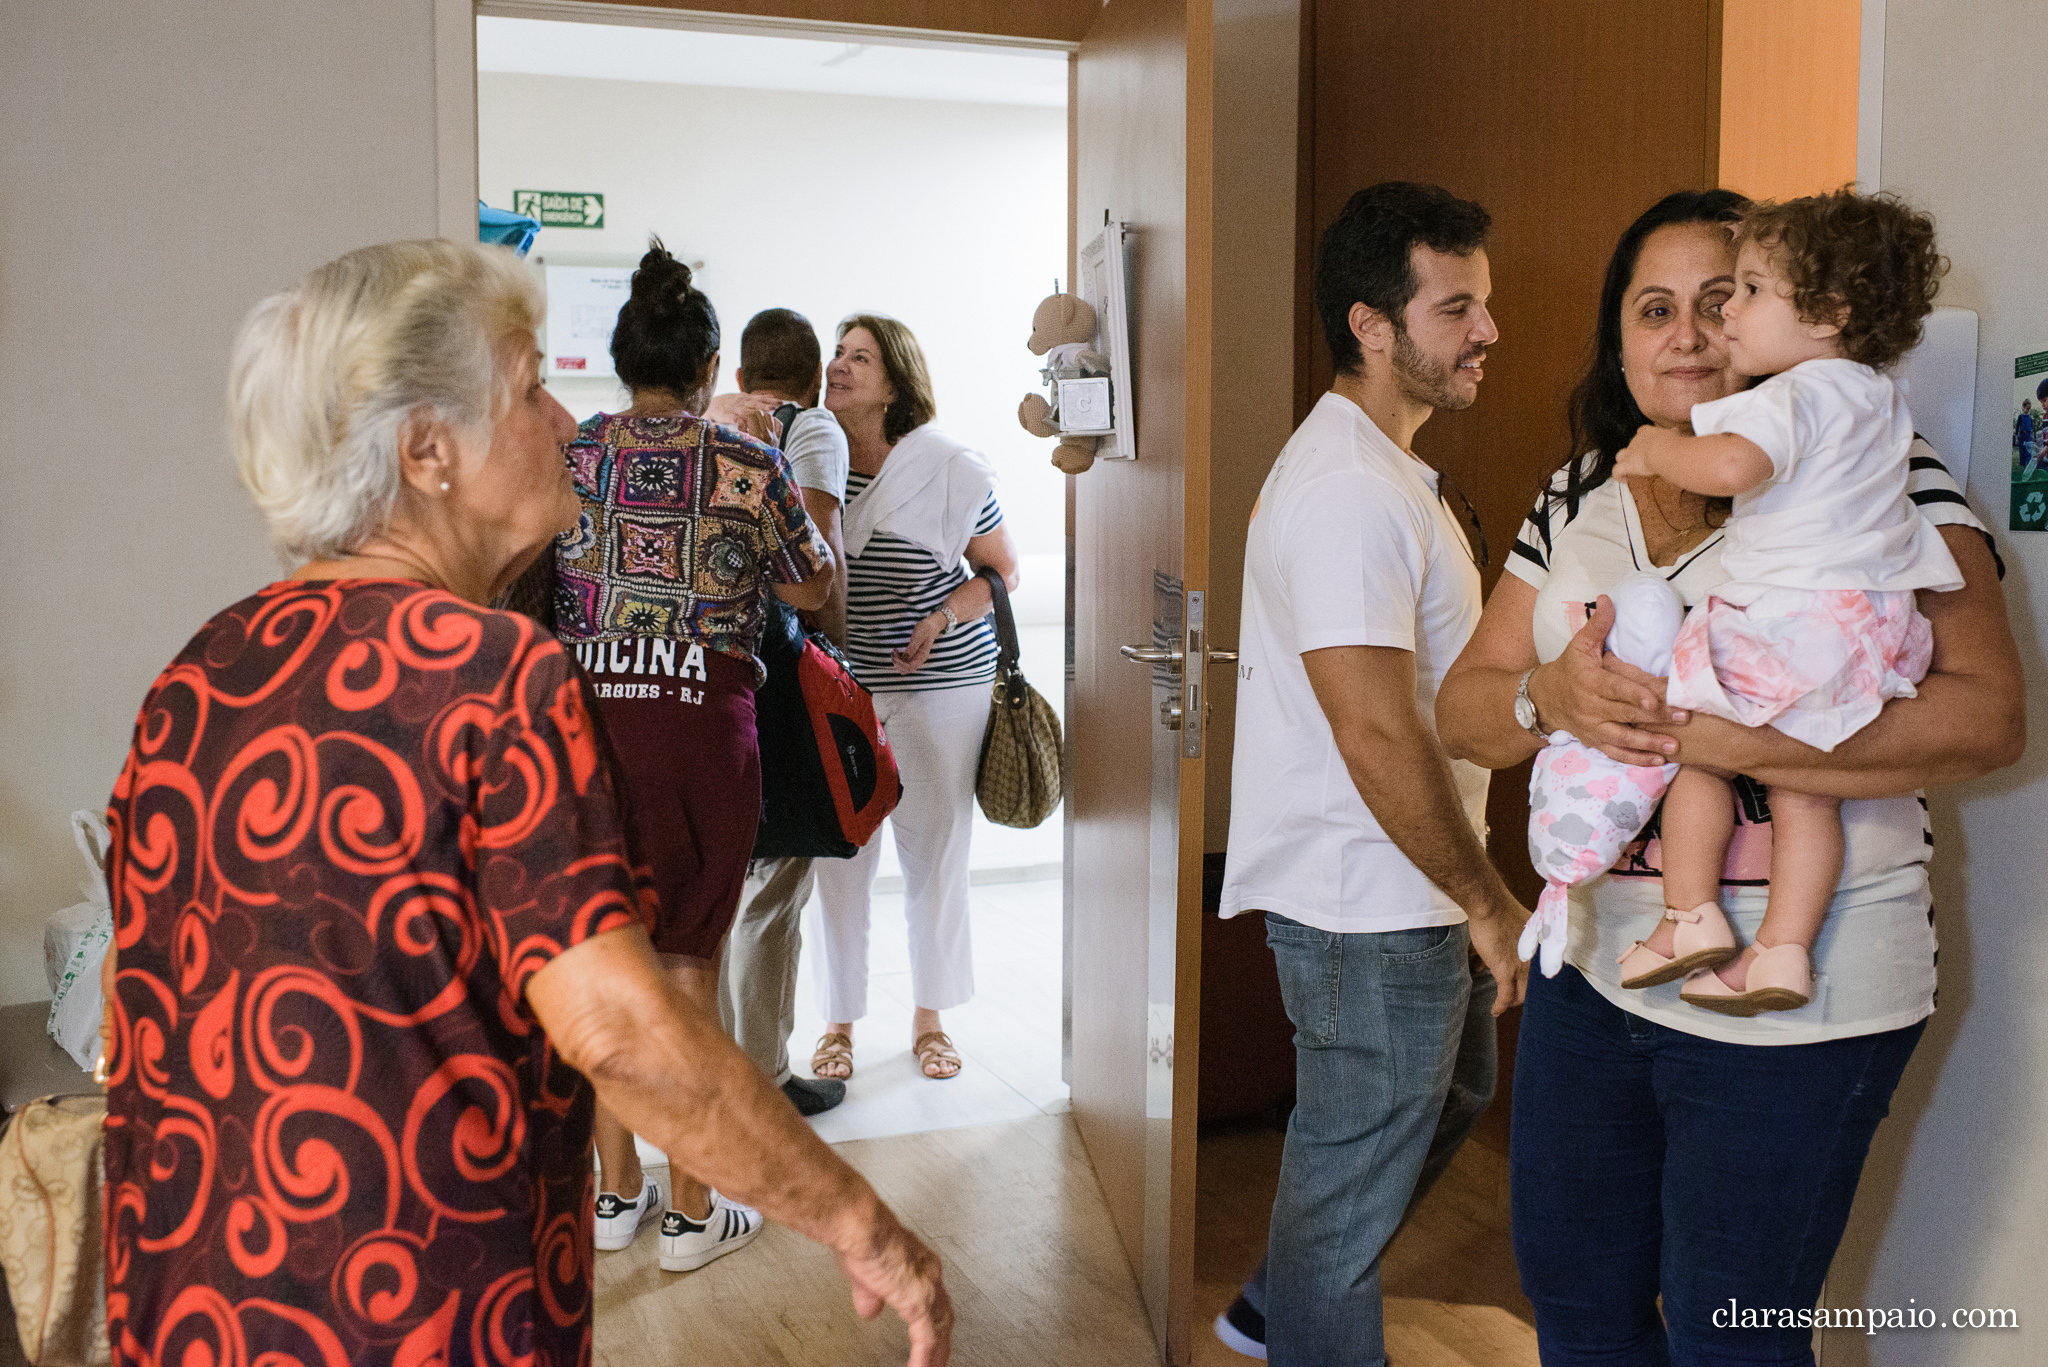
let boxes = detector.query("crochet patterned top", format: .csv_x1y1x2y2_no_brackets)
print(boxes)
552,411,829,687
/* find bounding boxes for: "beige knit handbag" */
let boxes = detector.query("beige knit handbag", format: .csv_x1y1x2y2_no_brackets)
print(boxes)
0,1094,111,1365
973,567,1065,828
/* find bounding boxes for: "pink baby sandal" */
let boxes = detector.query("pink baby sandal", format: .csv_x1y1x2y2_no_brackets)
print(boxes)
1680,943,1815,1017
1616,902,1739,990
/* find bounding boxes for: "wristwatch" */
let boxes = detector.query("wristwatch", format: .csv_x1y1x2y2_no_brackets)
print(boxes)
1514,667,1548,742
937,604,960,634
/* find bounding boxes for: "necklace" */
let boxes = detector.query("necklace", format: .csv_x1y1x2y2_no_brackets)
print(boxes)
1645,477,1705,533
1626,478,1723,579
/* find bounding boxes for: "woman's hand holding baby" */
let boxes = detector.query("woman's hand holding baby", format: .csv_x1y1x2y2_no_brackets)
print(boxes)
1532,596,1690,768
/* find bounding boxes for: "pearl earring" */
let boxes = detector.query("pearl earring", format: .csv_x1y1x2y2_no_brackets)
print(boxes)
440,481,451,492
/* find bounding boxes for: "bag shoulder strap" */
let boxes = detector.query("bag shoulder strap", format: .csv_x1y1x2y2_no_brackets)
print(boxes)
976,566,1020,671
772,402,804,451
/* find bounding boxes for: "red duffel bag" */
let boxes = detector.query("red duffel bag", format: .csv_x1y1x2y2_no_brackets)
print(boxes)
751,598,902,859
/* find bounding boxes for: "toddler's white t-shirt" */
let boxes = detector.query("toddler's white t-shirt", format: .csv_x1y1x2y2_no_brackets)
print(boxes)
1689,358,1962,604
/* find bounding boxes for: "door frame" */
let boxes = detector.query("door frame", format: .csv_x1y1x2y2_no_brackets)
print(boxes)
435,4,1215,1359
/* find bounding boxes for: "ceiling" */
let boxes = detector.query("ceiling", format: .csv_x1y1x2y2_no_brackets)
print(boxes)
476,15,1069,108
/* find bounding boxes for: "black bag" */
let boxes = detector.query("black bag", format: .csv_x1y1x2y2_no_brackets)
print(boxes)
772,400,803,450
750,597,902,859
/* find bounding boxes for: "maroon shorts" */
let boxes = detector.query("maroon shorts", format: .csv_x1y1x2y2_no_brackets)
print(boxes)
587,640,760,960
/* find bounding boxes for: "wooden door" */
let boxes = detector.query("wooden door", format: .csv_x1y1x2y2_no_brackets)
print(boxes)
1067,0,1212,1361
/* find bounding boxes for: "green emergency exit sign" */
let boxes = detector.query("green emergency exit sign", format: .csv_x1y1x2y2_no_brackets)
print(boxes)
512,190,604,229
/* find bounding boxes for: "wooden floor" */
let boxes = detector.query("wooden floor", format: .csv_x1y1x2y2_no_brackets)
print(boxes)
1,994,1530,1367
595,1110,1158,1366
1193,1124,1538,1367
596,1108,1535,1367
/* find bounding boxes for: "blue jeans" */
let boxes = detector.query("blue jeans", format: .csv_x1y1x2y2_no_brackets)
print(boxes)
1511,964,1925,1366
1240,915,1498,1367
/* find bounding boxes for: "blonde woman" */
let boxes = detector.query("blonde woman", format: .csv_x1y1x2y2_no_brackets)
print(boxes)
100,241,950,1367
811,315,1020,1083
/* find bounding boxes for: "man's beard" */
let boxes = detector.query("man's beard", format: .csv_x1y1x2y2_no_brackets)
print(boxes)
1392,326,1482,412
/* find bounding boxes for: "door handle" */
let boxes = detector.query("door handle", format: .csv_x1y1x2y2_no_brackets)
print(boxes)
1118,645,1234,666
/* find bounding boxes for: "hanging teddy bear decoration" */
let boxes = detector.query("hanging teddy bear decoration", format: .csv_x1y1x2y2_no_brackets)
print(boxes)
1016,285,1113,474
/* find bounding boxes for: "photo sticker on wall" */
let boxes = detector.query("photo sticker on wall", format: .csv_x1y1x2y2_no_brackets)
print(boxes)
2010,347,2048,532
512,190,605,229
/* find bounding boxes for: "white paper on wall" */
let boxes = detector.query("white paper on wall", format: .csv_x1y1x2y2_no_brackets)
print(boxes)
544,265,633,378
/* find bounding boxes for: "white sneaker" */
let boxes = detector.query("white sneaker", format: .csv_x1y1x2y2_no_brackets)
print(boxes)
659,1190,763,1272
593,1176,662,1251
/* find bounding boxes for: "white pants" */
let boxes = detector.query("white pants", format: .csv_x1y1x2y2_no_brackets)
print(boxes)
813,683,987,1022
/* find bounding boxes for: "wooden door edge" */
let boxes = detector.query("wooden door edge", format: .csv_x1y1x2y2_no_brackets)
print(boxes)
1167,10,1215,1367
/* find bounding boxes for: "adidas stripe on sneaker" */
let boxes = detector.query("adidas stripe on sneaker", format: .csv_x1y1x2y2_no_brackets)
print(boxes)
659,1190,764,1272
593,1176,662,1251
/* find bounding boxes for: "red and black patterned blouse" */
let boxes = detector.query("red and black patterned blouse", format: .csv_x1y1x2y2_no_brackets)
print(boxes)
102,579,653,1367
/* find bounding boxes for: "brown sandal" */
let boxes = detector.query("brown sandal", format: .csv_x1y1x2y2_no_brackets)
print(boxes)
913,1031,961,1080
811,1032,853,1081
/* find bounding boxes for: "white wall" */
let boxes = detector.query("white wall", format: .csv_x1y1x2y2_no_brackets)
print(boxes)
0,0,447,1008
477,70,1070,587
1823,3,2048,1361
479,66,1069,876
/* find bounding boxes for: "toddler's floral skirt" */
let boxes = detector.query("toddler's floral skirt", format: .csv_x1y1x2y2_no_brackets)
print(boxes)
1666,587,1932,753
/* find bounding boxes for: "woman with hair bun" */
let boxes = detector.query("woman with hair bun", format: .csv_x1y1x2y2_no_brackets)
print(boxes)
553,238,835,1273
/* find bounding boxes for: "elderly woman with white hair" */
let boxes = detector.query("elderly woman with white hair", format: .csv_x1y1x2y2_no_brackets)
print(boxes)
97,240,951,1367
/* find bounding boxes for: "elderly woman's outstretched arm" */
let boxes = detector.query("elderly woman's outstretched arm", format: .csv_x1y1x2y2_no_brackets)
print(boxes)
527,926,952,1367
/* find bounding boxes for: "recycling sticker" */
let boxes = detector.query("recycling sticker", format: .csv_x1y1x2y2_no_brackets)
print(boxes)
512,190,604,229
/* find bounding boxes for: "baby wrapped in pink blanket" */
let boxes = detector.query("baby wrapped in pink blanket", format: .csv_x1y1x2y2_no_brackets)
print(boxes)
1522,573,1687,977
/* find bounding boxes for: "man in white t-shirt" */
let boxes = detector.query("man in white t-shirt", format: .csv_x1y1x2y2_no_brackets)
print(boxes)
1211,183,1531,1366
716,308,852,1117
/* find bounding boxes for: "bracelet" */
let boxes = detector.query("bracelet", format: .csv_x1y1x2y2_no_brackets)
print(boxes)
938,604,959,634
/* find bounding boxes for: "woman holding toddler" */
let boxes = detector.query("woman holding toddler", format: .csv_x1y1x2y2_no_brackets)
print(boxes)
1436,189,2021,1365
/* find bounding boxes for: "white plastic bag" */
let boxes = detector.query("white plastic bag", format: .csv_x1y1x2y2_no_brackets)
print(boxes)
45,812,114,1072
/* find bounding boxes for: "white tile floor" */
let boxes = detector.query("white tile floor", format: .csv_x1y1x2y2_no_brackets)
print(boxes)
630,871,1067,1171
794,621,1068,1142
630,615,1071,1163
792,874,1069,1143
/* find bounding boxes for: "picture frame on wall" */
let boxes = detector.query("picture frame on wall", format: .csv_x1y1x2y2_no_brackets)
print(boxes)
2012,345,2048,532
1077,221,1136,461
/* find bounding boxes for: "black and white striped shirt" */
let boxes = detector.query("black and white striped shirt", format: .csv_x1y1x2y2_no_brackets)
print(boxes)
843,469,1004,692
